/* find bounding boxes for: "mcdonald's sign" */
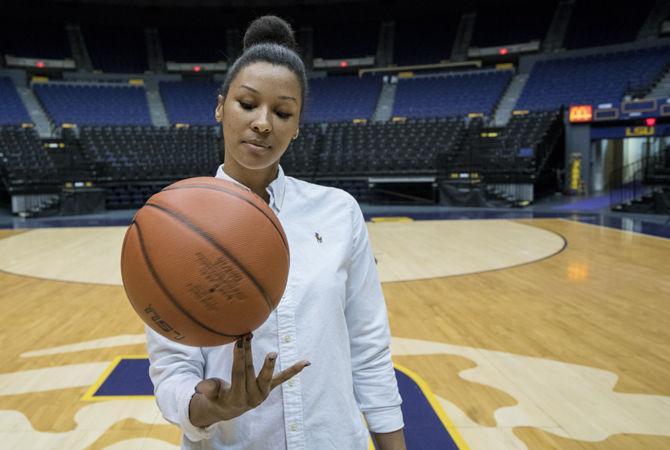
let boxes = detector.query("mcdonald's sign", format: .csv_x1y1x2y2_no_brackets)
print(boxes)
569,105,593,123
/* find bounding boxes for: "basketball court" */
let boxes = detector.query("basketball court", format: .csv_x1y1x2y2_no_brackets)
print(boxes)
1,209,668,449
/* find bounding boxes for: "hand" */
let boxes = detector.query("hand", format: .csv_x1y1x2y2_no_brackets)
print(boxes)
189,334,310,427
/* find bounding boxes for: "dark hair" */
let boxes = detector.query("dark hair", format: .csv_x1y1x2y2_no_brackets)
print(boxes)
220,16,308,120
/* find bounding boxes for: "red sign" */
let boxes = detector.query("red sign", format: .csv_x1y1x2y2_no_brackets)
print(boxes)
645,118,656,127
569,105,593,123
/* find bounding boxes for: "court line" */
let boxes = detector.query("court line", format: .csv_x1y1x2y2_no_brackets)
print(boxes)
382,219,568,285
0,220,570,287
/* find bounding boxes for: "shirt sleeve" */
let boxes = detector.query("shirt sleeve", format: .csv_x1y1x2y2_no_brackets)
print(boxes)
145,326,218,442
344,198,404,434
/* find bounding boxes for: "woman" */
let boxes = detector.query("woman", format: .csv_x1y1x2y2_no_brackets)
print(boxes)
147,15,406,450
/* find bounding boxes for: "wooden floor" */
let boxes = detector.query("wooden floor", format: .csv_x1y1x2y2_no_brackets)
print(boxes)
0,218,669,449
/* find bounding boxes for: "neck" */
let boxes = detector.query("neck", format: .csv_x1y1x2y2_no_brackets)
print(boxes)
223,163,278,203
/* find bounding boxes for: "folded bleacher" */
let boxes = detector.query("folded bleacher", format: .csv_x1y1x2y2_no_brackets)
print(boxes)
159,81,220,125
160,27,227,63
393,18,458,66
0,78,32,125
313,22,378,59
34,83,152,126
393,71,513,119
471,2,554,48
0,24,71,59
305,75,382,122
516,46,670,111
83,26,148,73
564,0,654,49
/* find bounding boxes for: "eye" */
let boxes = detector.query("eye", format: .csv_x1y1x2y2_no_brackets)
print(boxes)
276,111,293,119
239,101,254,110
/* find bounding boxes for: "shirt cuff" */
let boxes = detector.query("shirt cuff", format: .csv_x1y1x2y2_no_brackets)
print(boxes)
178,382,217,442
365,406,405,434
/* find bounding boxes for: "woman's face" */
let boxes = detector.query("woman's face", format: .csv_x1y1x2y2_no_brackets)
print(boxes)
216,61,301,173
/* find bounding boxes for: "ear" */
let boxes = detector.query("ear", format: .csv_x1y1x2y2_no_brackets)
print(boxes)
293,129,299,140
215,95,224,123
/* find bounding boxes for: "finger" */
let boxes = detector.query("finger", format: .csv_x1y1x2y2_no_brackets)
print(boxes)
256,352,278,397
230,337,246,399
270,360,311,391
195,378,221,400
243,334,260,398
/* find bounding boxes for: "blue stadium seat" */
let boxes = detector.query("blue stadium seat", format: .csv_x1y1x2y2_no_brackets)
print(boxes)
34,84,152,126
393,71,512,118
305,75,382,122
0,78,32,125
159,81,220,125
516,46,670,111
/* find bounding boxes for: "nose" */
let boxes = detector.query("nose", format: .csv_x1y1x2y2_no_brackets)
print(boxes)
250,106,271,134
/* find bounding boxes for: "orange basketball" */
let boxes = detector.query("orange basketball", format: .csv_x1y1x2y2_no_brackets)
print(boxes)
120,177,290,347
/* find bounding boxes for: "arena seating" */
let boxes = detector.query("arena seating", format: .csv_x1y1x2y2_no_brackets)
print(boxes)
79,125,219,183
160,27,227,63
159,81,220,125
516,46,670,111
444,111,563,182
82,26,148,73
279,123,322,178
313,22,378,59
393,18,458,66
34,83,152,126
564,0,654,49
319,118,464,176
305,75,382,122
0,126,59,190
0,78,32,125
471,2,554,47
393,71,513,118
0,24,70,59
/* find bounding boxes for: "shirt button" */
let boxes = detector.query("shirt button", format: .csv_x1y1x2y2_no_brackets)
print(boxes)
283,335,292,343
290,422,298,432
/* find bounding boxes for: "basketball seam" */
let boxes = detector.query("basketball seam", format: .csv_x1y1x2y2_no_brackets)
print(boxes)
144,202,275,313
133,220,241,339
161,184,289,254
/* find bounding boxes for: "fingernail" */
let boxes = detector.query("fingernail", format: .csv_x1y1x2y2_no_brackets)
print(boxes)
304,361,311,367
268,352,277,360
236,339,243,348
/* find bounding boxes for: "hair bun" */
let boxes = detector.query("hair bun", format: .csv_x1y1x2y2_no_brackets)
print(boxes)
243,16,298,52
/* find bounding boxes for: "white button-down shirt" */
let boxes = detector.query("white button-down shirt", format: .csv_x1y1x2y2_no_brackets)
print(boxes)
146,165,403,450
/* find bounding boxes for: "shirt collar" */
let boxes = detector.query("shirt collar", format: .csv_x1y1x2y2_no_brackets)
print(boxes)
214,164,286,214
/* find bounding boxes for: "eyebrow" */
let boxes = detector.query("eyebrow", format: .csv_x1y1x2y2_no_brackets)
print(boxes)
241,85,297,103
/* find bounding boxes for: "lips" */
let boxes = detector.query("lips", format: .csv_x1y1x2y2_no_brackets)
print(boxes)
242,140,270,149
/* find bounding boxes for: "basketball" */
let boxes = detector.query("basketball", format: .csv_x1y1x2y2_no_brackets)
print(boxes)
120,177,290,347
